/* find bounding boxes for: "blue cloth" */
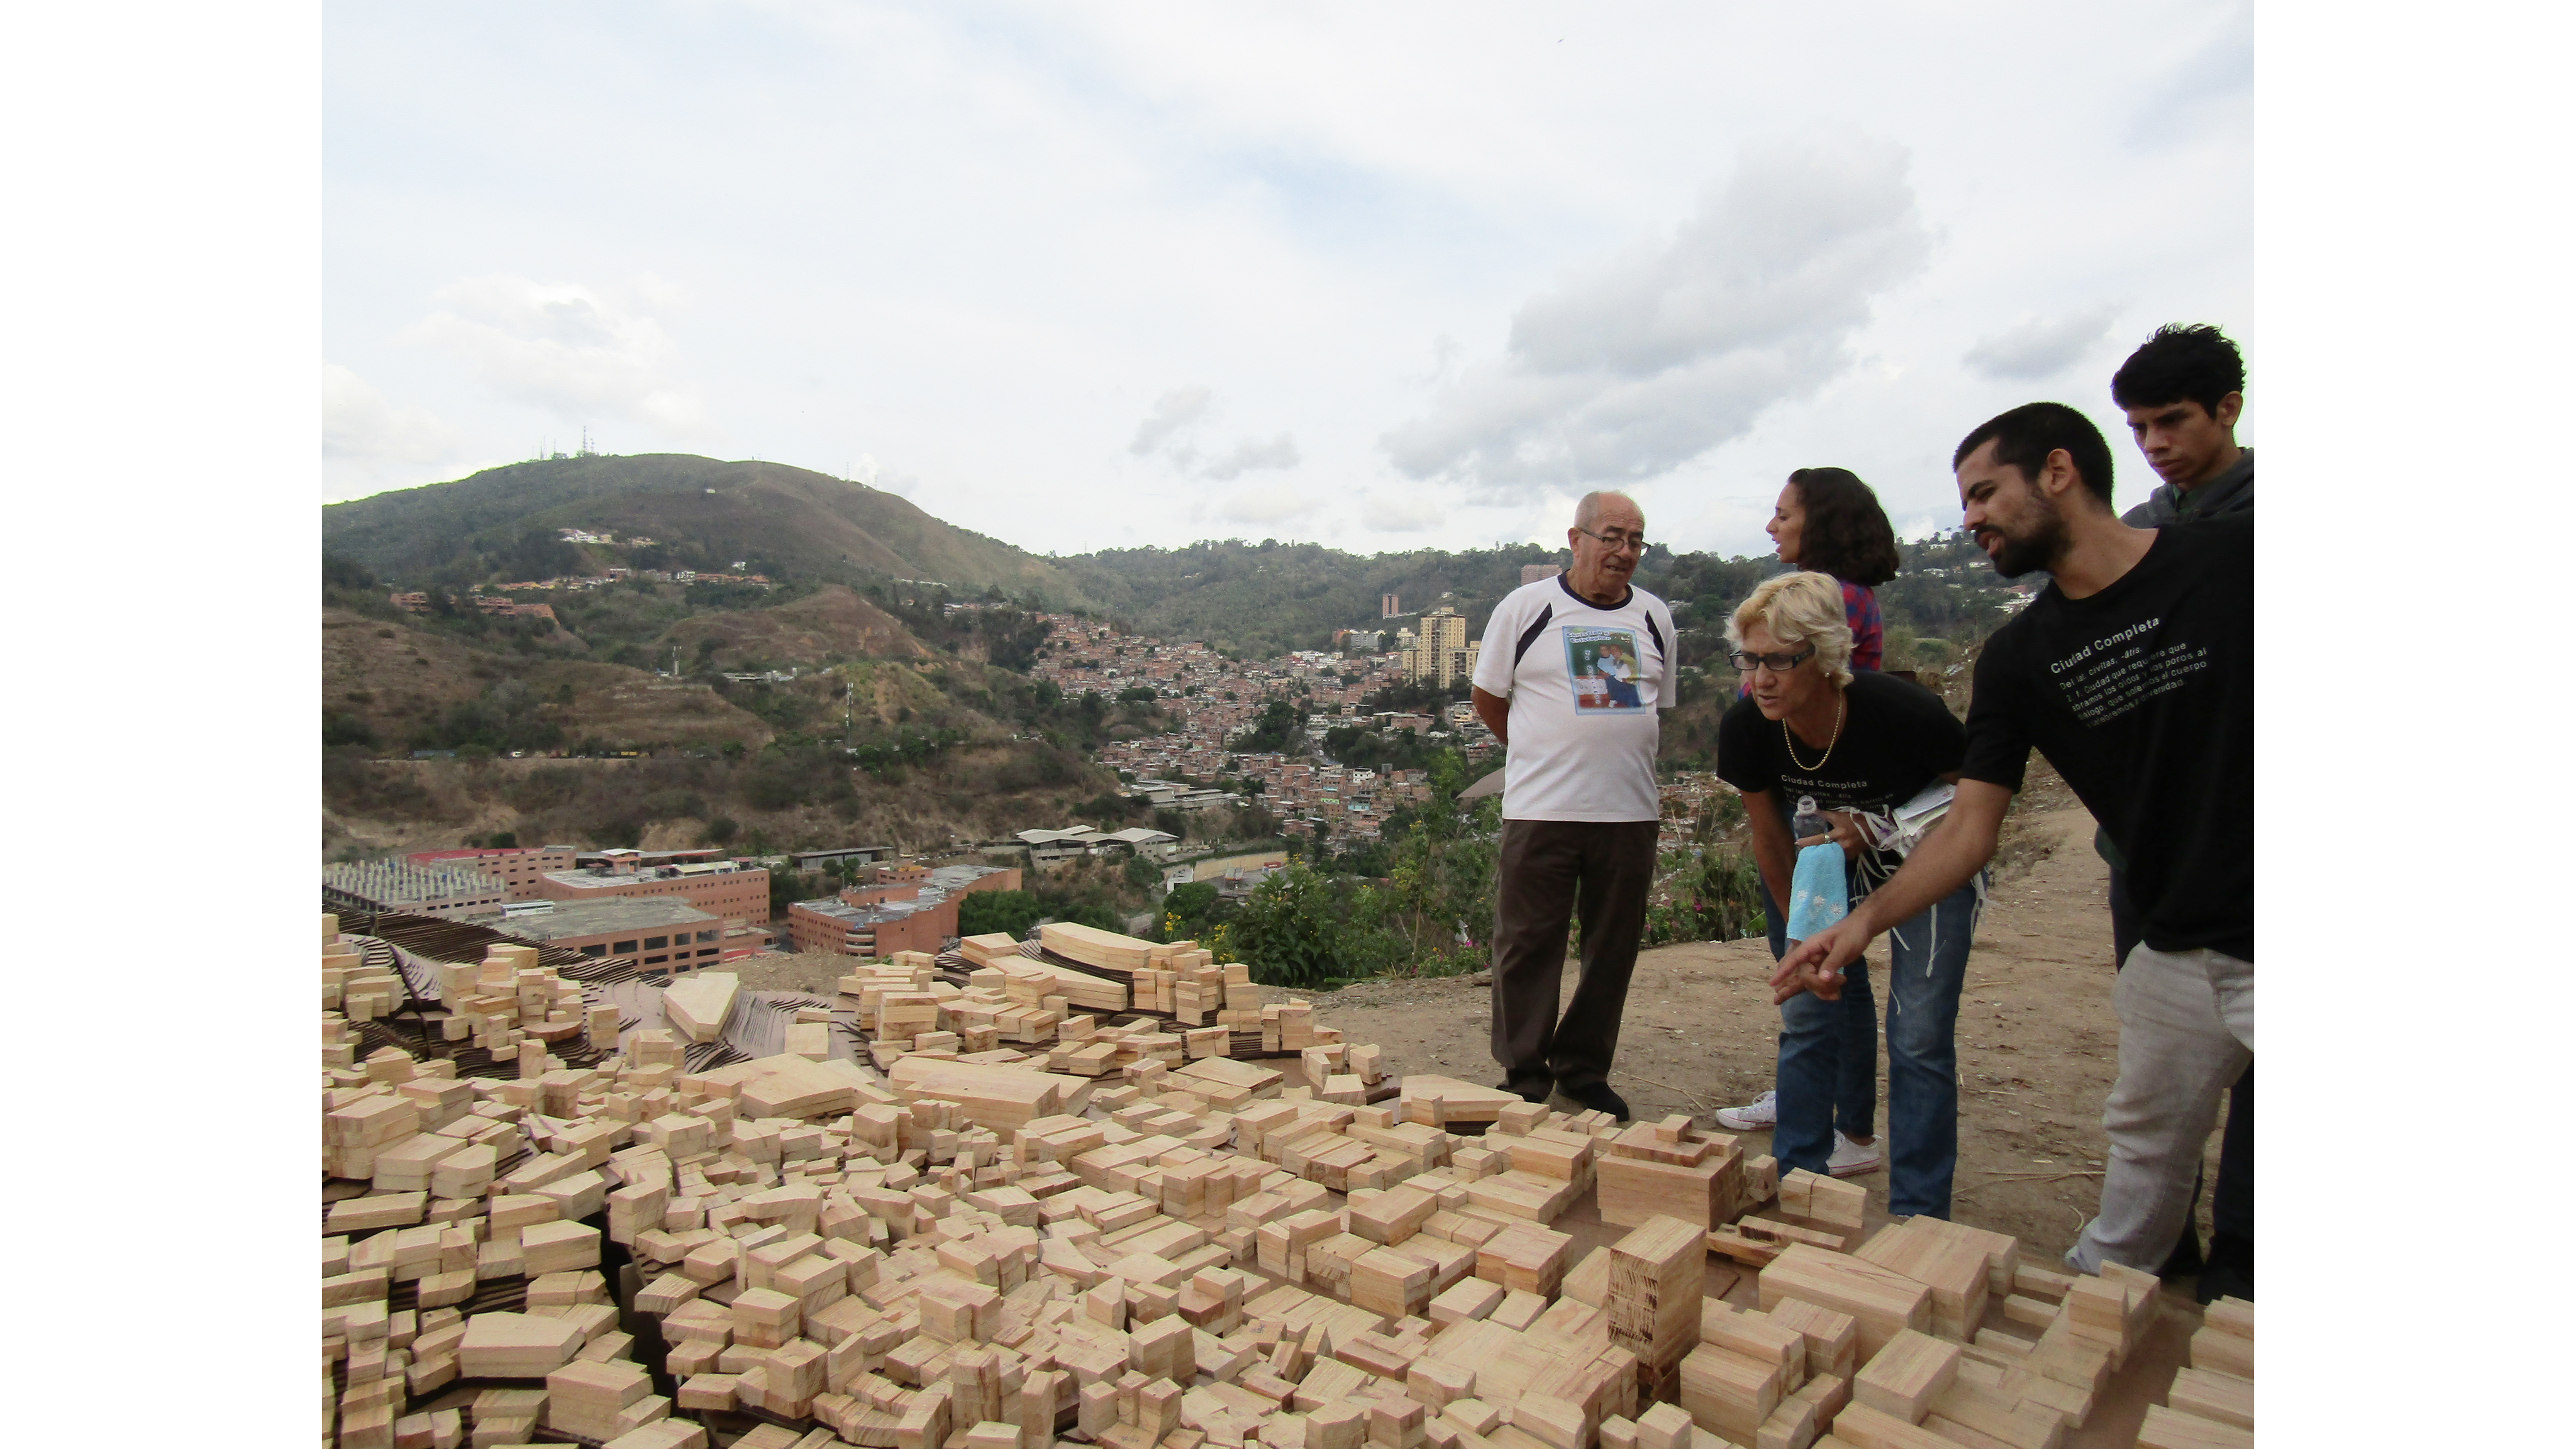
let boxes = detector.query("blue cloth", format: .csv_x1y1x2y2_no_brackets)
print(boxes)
1763,869,1879,1141
1774,867,1984,1218
1785,842,1848,941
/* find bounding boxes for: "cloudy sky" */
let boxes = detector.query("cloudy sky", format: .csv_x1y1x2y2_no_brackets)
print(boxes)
325,1,2251,558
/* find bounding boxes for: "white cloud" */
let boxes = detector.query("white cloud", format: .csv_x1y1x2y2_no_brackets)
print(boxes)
1198,433,1300,480
1129,386,1213,455
1127,386,1301,480
1353,492,1452,535
1962,304,2123,381
1381,128,1930,502
402,275,710,434
1207,482,1320,525
322,363,457,466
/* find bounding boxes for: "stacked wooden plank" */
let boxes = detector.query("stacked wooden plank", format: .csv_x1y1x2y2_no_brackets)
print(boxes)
321,913,2236,1449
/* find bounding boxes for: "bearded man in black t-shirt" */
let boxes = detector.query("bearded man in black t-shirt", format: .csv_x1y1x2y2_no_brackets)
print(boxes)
1775,401,2251,1278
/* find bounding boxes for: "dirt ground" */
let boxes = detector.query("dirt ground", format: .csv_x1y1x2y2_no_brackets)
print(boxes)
1312,770,2230,1269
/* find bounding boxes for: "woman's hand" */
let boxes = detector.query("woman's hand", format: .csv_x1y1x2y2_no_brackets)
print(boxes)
1794,810,1868,860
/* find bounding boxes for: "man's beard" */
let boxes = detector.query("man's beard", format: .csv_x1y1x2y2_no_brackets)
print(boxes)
1988,509,2065,579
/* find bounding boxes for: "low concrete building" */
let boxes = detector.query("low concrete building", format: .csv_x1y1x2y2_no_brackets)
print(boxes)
406,845,577,901
504,897,724,972
325,860,508,923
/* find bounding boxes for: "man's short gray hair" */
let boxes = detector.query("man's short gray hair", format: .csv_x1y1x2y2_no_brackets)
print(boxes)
1574,490,1643,534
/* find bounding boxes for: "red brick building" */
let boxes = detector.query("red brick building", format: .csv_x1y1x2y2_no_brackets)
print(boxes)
407,845,577,901
784,862,1020,958
532,858,771,928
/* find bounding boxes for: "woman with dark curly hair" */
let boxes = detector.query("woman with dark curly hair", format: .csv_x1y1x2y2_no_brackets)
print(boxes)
1716,467,1907,1163
1765,467,1901,670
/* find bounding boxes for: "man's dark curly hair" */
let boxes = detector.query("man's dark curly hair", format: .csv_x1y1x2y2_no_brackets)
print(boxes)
1785,467,1902,587
2110,323,2245,416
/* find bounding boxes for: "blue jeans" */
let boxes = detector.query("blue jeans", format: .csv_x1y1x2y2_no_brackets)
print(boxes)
1761,874,1875,1140
1773,866,1982,1219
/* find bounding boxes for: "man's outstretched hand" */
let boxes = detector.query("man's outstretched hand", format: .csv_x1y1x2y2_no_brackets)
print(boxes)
1770,916,1874,1004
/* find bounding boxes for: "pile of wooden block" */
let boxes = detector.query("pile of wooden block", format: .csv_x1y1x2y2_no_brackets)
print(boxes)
325,916,406,1023
843,925,1277,1069
2134,1298,2249,1448
321,911,2248,1449
429,943,598,1057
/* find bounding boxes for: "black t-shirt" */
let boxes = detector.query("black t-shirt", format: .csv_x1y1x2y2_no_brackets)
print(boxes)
1962,516,2252,960
1717,670,1968,878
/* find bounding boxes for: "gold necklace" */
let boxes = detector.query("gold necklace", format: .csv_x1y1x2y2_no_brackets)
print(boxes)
1782,694,1845,772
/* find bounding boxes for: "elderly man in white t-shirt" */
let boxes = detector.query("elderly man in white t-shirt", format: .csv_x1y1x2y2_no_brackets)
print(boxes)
1469,490,1678,1122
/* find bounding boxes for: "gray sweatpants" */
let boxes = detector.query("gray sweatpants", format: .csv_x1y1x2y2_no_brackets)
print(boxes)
2067,943,2255,1273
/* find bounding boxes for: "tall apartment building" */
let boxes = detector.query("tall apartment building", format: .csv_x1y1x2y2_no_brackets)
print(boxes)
1381,593,1402,618
1521,564,1563,586
406,845,578,901
1401,604,1478,688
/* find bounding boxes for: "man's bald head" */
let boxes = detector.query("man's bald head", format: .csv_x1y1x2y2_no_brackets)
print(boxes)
1574,490,1643,535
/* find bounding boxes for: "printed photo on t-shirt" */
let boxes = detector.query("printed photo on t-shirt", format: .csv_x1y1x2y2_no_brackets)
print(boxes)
1562,625,1646,711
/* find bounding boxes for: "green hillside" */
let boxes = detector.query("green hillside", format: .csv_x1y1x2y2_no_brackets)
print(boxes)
323,453,1096,608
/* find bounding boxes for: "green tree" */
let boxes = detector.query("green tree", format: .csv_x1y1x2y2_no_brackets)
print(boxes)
959,889,1047,941
1226,865,1348,988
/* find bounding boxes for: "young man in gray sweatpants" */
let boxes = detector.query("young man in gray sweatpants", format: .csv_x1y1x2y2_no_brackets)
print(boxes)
1775,401,2252,1276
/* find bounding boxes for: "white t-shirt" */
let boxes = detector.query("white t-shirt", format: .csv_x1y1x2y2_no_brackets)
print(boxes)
1471,575,1678,821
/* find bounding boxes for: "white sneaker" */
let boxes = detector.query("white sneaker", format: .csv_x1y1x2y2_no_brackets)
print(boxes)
1715,1091,1777,1131
1827,1131,1883,1179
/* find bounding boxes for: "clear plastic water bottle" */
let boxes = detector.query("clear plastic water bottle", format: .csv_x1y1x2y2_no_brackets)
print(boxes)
1791,794,1828,843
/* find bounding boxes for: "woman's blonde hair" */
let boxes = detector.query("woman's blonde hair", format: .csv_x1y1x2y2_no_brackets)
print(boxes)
1726,571,1855,687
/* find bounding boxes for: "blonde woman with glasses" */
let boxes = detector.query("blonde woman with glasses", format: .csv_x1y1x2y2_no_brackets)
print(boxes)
1713,571,1983,1219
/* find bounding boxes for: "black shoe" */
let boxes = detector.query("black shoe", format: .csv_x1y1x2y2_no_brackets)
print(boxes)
1497,1078,1552,1105
2158,1224,2206,1280
1565,1082,1629,1121
2196,1234,2252,1304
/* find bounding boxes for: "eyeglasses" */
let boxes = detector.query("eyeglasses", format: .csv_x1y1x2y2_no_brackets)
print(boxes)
1577,528,1650,553
1727,647,1814,674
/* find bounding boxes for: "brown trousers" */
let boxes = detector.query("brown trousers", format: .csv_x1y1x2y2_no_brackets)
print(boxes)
1489,818,1660,1096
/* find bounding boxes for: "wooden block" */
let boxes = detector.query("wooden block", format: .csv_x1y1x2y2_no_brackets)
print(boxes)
1924,1379,2065,1449
1597,1153,1729,1231
456,1313,587,1379
1350,1247,1435,1321
1698,1302,1806,1392
1855,1223,1988,1341
1753,1394,1818,1449
1607,1215,1704,1377
2134,1405,2252,1449
1757,1246,1932,1360
1511,1394,1586,1449
1767,1298,1859,1382
2186,1323,2252,1380
1677,1343,1784,1445
1351,1184,1441,1247
2166,1368,2252,1431
1429,1277,1505,1326
1560,1247,1613,1309
1491,1290,1547,1332
1851,1331,1958,1424
2199,1297,2251,1340
1827,1403,1957,1449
